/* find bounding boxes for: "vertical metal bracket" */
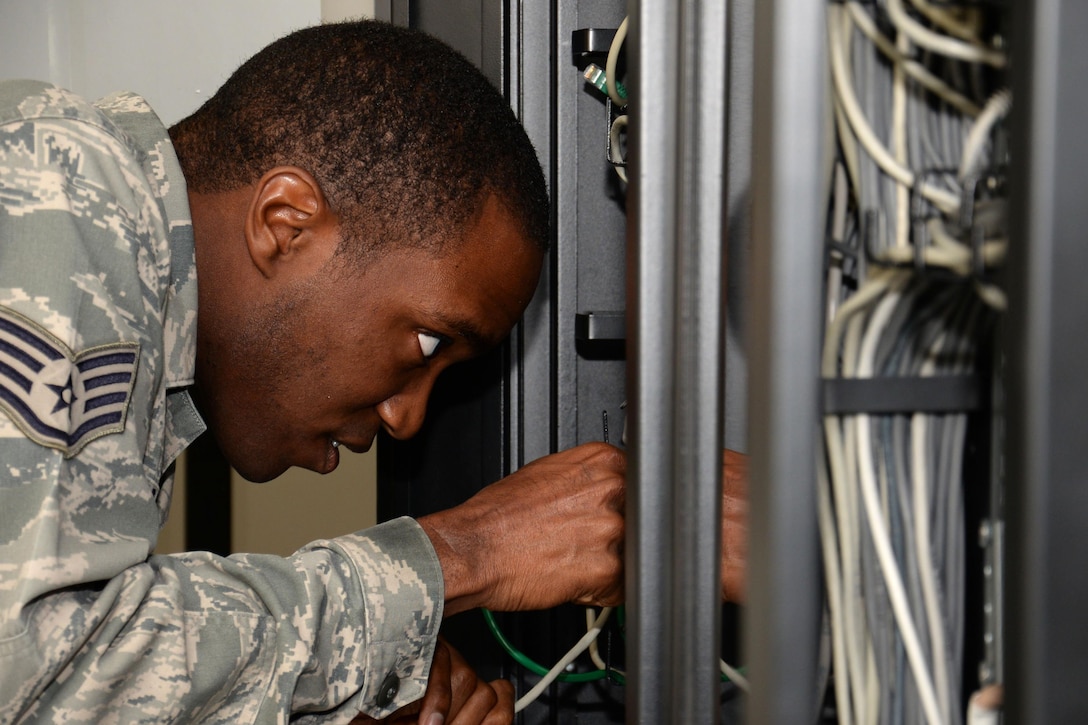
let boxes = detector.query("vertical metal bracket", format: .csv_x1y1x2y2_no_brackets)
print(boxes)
744,0,828,721
627,1,727,722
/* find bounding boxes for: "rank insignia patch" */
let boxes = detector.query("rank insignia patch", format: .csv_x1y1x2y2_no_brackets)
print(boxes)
0,306,139,457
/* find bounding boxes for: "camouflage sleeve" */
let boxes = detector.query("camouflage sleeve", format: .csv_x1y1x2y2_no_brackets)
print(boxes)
6,518,442,724
0,80,443,723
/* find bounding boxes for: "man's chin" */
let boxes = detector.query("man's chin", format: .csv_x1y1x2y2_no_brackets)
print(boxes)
230,459,288,484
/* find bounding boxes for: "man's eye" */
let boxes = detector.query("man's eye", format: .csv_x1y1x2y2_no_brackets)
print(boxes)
417,331,442,359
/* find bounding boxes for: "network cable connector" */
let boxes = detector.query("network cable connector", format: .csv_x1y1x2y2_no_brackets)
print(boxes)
583,63,627,103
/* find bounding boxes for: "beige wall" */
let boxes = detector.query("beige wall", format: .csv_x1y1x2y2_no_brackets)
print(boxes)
231,450,378,556
322,0,378,20
156,455,188,554
156,445,378,557
158,446,378,557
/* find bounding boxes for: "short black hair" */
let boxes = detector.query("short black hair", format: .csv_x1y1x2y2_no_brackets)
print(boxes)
169,20,549,261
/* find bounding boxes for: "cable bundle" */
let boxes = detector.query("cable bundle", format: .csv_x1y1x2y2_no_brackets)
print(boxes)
821,271,993,725
820,1,1008,723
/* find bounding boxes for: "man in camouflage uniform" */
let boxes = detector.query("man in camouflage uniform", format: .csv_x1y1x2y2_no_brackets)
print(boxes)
0,21,626,724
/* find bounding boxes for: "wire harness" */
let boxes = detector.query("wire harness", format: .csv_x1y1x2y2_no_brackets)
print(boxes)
820,1,1008,722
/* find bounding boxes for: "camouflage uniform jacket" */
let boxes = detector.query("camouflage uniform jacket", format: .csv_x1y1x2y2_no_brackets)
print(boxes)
0,80,442,723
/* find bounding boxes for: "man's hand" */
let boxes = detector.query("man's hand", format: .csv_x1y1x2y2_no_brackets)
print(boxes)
419,442,625,615
721,449,749,603
351,637,514,725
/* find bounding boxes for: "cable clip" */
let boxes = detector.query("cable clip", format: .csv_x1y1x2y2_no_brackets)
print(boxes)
961,170,1007,278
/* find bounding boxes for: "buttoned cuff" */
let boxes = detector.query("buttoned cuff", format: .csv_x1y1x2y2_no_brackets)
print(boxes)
319,516,444,717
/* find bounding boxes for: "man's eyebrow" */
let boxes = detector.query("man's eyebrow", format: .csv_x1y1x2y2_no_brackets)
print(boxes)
431,313,491,352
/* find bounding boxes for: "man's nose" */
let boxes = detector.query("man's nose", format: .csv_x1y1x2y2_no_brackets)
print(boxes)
377,375,437,440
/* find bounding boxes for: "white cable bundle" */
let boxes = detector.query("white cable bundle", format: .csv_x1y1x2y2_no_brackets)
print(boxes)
820,0,1008,722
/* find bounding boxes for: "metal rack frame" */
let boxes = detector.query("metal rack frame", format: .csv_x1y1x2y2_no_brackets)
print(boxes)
1005,0,1088,721
741,0,828,722
626,0,728,721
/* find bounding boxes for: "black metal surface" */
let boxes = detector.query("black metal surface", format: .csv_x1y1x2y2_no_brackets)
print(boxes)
571,27,619,64
1005,0,1088,721
409,2,502,89
575,311,626,341
554,0,628,456
184,432,232,556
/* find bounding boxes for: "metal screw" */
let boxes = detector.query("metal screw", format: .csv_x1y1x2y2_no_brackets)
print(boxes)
979,520,993,547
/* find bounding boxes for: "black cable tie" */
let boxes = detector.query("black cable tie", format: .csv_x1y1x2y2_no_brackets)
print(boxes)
606,98,628,165
822,375,985,414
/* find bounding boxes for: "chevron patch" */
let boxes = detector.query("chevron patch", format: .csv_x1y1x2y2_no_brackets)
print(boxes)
0,306,139,457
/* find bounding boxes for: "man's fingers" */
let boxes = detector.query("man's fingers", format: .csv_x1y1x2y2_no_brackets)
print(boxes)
444,636,476,717
483,680,515,725
415,638,453,723
447,679,513,725
721,449,749,604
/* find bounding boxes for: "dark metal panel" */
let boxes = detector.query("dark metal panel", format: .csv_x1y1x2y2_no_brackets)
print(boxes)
744,0,827,722
627,0,727,721
508,0,554,467
184,433,232,556
408,1,499,86
554,0,629,455
553,0,582,454
1005,0,1088,721
511,0,625,484
374,0,410,26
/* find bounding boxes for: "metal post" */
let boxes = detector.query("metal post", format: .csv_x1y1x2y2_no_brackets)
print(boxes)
627,0,728,721
744,0,827,722
1005,0,1088,720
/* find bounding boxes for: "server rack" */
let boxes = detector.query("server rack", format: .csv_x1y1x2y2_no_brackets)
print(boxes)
375,1,1088,723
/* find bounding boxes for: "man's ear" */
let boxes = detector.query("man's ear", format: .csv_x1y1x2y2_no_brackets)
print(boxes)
244,166,339,279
